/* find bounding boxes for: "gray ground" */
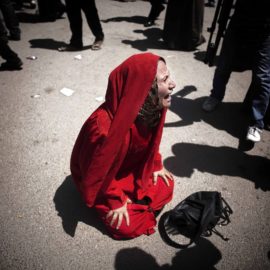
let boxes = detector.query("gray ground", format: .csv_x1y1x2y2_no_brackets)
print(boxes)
0,1,269,269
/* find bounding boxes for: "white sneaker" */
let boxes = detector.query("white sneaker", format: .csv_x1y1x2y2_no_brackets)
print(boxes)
202,96,220,112
246,126,262,142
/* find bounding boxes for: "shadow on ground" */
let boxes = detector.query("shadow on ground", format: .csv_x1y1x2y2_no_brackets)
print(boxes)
122,27,166,51
53,175,108,237
29,39,92,51
165,85,258,150
102,15,146,25
114,238,222,270
164,142,270,191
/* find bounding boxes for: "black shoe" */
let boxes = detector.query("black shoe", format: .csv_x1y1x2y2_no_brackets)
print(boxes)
58,44,83,52
0,59,23,71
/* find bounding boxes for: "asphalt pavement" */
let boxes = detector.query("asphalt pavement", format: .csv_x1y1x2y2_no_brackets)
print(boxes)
0,1,269,269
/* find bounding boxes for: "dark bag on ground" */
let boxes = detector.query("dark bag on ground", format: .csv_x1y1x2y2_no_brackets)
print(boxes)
159,191,233,248
163,0,205,51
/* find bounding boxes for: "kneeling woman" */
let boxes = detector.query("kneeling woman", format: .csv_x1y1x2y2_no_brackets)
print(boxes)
70,53,176,239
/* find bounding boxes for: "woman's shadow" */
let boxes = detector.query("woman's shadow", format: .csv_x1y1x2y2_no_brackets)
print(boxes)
53,175,108,237
114,238,222,270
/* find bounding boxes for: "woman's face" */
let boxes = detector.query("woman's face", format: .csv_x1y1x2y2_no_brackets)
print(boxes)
156,60,176,108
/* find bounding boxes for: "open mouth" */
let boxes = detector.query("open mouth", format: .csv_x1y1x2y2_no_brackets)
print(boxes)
164,94,170,99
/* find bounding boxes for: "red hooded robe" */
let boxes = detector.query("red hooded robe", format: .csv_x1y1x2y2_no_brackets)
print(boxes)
70,53,173,239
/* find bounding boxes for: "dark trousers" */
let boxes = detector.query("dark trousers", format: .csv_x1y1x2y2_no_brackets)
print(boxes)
148,0,164,21
244,34,270,129
211,19,270,129
0,38,20,63
65,0,104,47
0,0,20,37
0,19,19,62
210,23,236,101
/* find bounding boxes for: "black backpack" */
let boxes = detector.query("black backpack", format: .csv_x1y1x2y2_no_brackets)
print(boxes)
159,191,233,248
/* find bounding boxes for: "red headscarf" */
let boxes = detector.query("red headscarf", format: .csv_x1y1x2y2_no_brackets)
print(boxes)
71,53,167,207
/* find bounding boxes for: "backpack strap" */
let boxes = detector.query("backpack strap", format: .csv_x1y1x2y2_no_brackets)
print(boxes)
218,197,233,225
158,211,202,249
211,227,229,241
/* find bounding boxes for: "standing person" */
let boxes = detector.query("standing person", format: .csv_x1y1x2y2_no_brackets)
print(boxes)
243,35,270,142
163,0,205,51
0,0,21,40
202,0,270,143
59,0,104,51
70,53,176,239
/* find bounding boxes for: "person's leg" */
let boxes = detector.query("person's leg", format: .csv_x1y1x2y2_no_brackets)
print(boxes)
0,38,23,70
95,176,173,240
81,0,104,40
264,101,270,130
0,0,21,40
247,34,270,141
145,0,165,26
0,16,8,38
55,0,66,18
202,23,236,112
64,0,83,48
211,25,236,101
243,77,256,111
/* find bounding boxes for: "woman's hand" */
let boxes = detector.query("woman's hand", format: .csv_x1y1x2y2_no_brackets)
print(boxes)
153,168,173,186
106,198,132,230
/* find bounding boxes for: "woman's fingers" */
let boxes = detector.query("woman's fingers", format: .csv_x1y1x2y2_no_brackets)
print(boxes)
161,174,170,186
106,210,113,220
110,212,118,227
153,172,158,185
153,169,174,186
116,213,123,229
106,203,130,229
124,211,130,227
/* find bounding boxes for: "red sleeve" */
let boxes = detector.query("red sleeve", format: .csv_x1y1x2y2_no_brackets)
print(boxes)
153,151,163,171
